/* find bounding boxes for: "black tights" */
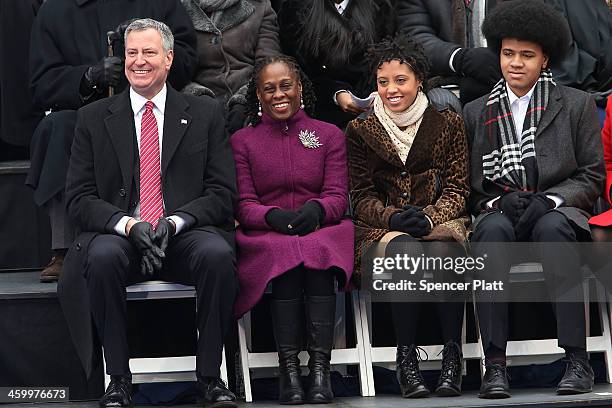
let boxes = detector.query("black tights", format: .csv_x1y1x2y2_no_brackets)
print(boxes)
271,264,336,300
388,237,465,346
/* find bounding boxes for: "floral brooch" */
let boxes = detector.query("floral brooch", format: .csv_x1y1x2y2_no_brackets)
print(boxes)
298,129,322,149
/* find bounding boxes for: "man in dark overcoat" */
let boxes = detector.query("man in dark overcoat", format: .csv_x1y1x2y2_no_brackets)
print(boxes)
26,0,197,283
60,18,237,408
463,0,605,399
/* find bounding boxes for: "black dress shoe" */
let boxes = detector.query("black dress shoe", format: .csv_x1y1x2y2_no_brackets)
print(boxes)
557,356,594,395
479,363,510,399
99,375,132,407
396,345,430,398
200,377,237,408
435,341,462,396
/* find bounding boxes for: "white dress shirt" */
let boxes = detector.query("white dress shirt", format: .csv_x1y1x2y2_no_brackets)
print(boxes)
334,0,350,14
114,84,187,236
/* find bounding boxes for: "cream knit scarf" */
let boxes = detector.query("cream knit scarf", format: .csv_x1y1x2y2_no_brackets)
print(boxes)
374,90,428,164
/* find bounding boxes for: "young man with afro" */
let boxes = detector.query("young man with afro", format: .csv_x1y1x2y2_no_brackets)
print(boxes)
464,0,605,399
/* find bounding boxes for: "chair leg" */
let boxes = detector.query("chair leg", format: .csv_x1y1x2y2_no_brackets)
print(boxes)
359,291,376,396
238,314,253,402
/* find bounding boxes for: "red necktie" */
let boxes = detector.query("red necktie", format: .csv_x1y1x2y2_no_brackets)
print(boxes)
139,101,164,229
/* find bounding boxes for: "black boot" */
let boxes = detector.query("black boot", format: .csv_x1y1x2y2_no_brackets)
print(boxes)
305,295,335,404
435,341,463,396
100,375,132,407
479,362,510,399
271,298,305,404
557,355,594,394
396,345,430,398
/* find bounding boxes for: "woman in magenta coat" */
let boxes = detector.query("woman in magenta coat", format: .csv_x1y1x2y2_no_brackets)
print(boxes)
230,55,354,404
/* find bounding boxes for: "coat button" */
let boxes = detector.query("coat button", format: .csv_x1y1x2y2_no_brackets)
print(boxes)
400,171,408,178
119,188,126,197
75,243,82,251
401,192,409,199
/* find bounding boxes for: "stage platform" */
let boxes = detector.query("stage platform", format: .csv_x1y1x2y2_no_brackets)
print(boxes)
4,386,612,408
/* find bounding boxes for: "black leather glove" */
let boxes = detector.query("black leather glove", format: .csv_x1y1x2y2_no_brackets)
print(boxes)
227,103,248,135
182,82,216,98
453,47,501,87
128,221,164,276
389,208,432,238
289,201,324,236
266,209,299,235
84,56,124,91
498,191,526,224
514,192,555,241
152,218,176,254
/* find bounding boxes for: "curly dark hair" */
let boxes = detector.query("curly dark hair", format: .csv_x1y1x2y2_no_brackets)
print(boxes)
482,0,570,65
365,35,431,91
245,55,317,126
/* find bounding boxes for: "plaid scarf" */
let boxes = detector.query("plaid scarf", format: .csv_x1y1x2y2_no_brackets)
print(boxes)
481,69,555,193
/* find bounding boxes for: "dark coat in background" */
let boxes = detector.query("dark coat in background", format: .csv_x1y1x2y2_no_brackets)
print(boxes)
278,0,395,129
397,0,612,104
59,86,236,378
0,0,44,151
29,0,197,112
464,85,605,232
26,0,198,207
182,0,281,101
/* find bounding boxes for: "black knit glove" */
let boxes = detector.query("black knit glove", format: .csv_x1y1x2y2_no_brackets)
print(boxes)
84,56,124,91
389,208,432,238
514,193,555,241
128,221,164,276
453,47,501,87
289,201,324,236
152,218,176,254
498,191,526,224
266,209,298,235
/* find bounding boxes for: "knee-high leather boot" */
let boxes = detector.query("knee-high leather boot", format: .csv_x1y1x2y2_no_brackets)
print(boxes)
305,295,336,404
271,298,305,404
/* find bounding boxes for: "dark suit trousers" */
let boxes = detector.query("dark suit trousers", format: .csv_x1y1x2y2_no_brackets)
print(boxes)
471,211,586,352
84,229,238,377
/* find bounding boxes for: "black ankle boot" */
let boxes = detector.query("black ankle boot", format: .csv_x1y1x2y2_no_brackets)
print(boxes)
271,298,305,405
557,354,594,395
435,341,462,396
305,295,335,404
396,345,430,398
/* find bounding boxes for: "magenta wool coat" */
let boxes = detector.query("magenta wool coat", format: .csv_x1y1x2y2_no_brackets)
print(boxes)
231,109,354,317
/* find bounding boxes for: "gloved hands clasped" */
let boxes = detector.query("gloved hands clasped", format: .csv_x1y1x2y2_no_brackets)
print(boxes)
128,218,175,276
389,205,432,238
514,192,555,241
453,47,501,87
265,201,324,236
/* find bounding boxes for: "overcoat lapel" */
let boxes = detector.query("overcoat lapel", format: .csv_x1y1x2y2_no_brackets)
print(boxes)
161,87,191,174
105,89,135,197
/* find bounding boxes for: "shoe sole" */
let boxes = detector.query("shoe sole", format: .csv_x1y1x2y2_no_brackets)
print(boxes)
402,389,430,398
40,275,59,283
557,387,592,395
205,401,238,408
478,389,511,399
435,385,461,397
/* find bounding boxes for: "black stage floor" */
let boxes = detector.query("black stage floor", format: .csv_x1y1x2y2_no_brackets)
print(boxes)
4,386,612,408
3,272,612,407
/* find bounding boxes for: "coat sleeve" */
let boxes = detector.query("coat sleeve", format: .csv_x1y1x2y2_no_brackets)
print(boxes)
164,0,198,91
422,111,470,226
174,101,237,226
346,121,401,229
544,93,605,211
254,0,282,60
603,97,612,205
66,109,127,232
231,133,280,230
310,126,349,225
396,0,460,77
29,3,90,111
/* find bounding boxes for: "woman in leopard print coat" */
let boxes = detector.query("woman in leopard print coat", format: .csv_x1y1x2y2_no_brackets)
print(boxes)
346,36,470,398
